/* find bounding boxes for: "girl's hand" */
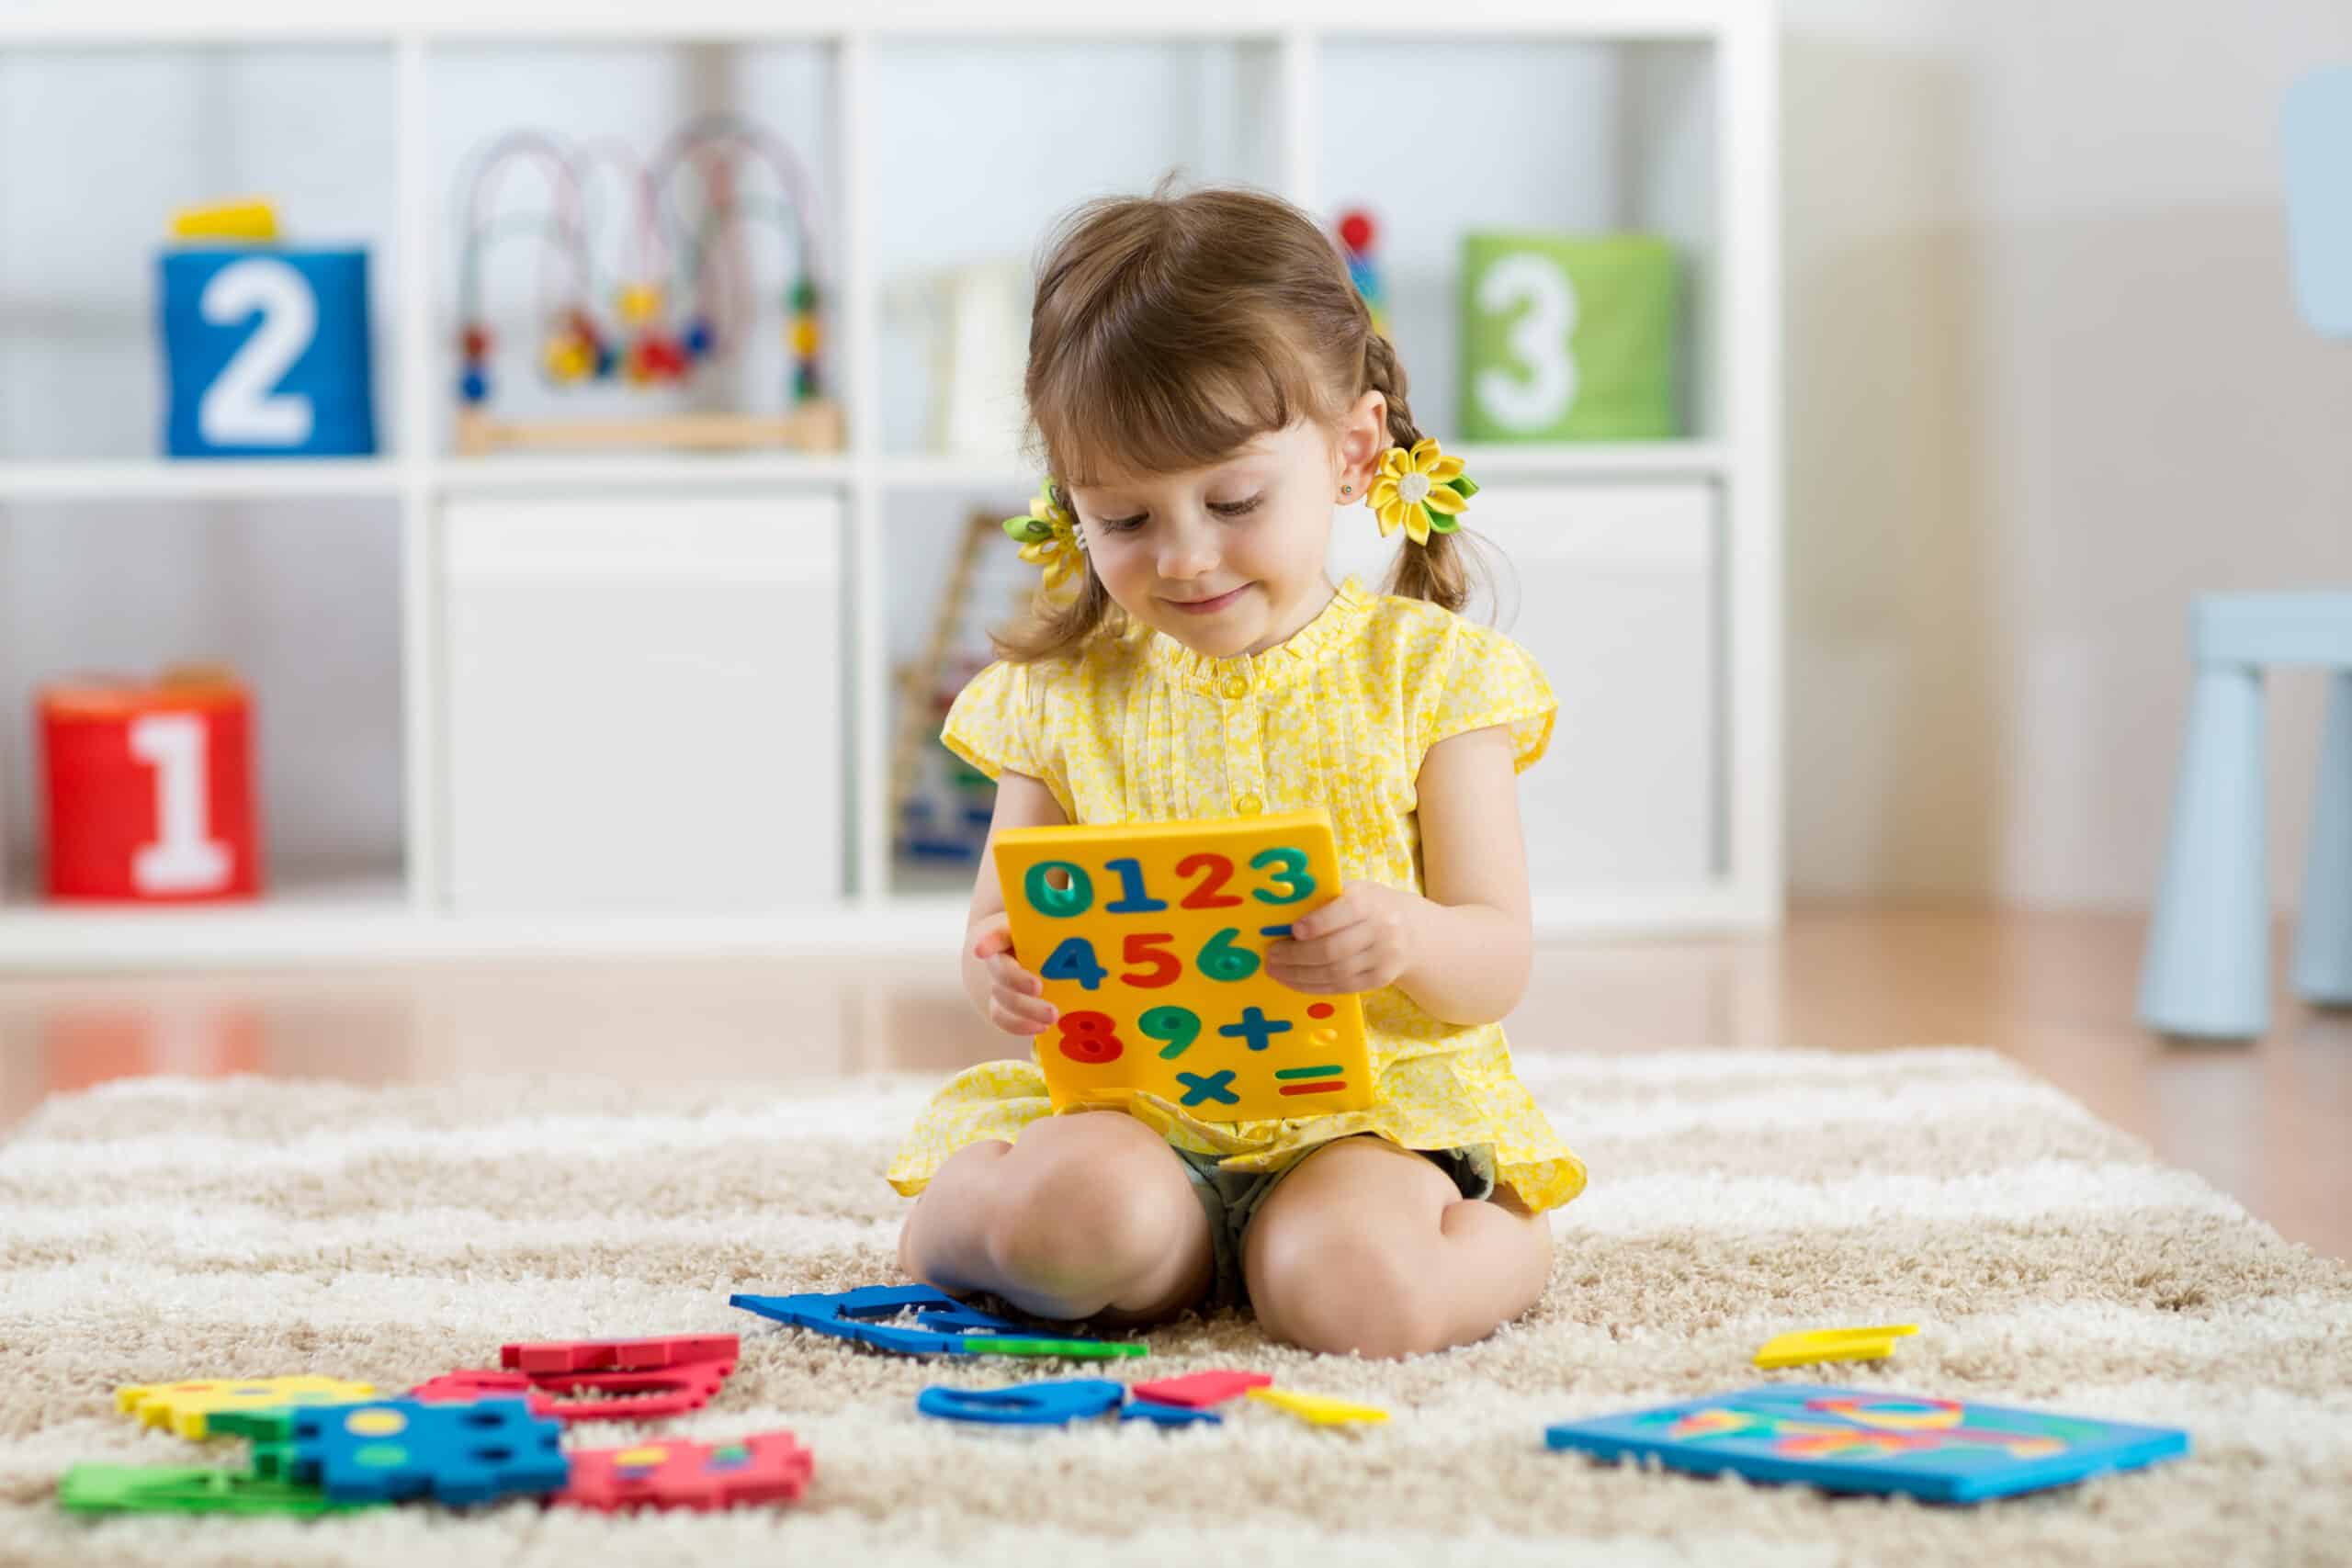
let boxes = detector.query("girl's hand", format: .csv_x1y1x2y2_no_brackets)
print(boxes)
1264,882,1423,996
972,912,1058,1036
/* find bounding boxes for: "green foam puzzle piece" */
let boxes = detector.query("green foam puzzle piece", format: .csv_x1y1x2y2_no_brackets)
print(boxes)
966,1337,1148,1359
207,1408,300,1443
57,1463,367,1516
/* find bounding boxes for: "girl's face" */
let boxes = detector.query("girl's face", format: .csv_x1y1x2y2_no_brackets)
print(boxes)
1069,395,1388,659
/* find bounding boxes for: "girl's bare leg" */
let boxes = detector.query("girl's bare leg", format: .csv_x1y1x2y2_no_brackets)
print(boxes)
898,1111,1216,1325
1243,1135,1553,1359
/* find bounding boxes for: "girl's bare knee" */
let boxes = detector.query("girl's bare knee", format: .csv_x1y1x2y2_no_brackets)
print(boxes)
1249,1222,1449,1359
981,1116,1207,1320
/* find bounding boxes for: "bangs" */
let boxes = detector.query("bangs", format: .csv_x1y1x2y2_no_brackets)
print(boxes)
1029,324,1335,490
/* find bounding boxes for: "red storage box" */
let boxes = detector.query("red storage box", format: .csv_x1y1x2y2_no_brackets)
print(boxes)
40,667,262,902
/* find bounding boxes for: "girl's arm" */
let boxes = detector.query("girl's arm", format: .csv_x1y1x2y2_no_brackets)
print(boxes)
1266,725,1533,1027
1398,726,1535,1024
961,771,1070,1028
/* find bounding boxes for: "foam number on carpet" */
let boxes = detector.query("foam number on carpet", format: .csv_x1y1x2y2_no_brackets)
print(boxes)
1247,1386,1391,1427
731,1283,1145,1359
287,1398,568,1506
551,1432,815,1512
915,1379,1127,1427
114,1376,378,1439
1752,1325,1918,1370
57,1463,368,1517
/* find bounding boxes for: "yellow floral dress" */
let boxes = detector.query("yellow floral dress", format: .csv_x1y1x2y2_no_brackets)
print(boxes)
886,577,1588,1214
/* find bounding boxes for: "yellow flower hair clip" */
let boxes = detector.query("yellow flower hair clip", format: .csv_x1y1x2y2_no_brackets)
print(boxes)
1001,483,1087,604
1367,437,1479,545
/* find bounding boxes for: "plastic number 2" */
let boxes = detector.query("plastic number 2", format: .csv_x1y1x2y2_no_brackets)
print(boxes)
128,715,232,895
198,257,318,446
1474,250,1577,432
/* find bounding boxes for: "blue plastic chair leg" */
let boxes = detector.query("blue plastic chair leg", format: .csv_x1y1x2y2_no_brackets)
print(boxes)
2139,665,2270,1038
2291,670,2352,1005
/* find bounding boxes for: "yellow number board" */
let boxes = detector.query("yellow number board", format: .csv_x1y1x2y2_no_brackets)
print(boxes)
991,809,1374,1122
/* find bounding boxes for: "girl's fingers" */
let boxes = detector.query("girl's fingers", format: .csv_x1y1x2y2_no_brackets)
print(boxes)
990,994,1057,1035
986,953,1043,996
972,924,1014,960
1267,959,1370,993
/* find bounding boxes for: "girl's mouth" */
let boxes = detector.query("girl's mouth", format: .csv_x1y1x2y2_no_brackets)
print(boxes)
1163,583,1250,615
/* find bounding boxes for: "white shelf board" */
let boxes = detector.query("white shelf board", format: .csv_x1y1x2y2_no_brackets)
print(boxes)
433,453,854,493
0,882,1767,970
0,460,404,502
0,886,970,971
1453,440,1726,480
0,2,1744,47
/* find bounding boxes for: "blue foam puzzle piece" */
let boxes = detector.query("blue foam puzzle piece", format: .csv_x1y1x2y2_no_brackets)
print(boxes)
1120,1400,1223,1427
730,1284,1133,1359
288,1397,566,1506
916,1379,1127,1427
1544,1384,2190,1505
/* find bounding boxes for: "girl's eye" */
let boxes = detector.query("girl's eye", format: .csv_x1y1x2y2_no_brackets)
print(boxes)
1098,513,1148,533
1211,494,1264,517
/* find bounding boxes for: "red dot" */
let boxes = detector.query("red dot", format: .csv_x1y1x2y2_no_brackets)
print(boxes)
1337,211,1375,251
1307,1003,1334,1019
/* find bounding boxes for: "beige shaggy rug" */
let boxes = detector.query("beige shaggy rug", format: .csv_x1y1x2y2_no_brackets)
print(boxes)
1,1048,2347,1568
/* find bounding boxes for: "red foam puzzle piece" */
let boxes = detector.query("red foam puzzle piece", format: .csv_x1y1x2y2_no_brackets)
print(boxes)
409,1371,556,1417
413,1351,733,1423
1131,1370,1272,1409
501,1336,739,1375
550,1432,815,1513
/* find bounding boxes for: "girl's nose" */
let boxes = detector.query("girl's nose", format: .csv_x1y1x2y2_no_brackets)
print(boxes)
1155,525,1219,581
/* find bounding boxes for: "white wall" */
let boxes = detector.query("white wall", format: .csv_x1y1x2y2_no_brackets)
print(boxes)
1784,0,2352,908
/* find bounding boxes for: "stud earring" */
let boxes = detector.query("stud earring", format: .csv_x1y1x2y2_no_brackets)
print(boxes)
1341,484,1353,495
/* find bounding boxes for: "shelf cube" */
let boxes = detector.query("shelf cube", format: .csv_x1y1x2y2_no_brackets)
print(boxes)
1459,232,1680,442
40,671,263,902
159,246,378,458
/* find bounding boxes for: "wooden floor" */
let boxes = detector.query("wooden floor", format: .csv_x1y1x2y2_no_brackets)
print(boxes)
2,903,2344,1258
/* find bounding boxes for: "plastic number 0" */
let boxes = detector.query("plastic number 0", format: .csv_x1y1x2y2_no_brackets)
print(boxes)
198,256,318,446
1474,250,1577,432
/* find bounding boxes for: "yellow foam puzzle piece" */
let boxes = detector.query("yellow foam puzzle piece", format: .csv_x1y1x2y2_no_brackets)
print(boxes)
115,1376,378,1440
1751,1325,1919,1370
169,199,280,243
991,810,1374,1122
1247,1386,1391,1427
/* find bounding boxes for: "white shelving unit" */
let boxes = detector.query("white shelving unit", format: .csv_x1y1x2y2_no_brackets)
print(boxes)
0,0,1781,970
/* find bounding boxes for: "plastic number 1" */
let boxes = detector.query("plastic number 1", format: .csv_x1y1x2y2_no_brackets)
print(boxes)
198,256,318,446
128,714,232,895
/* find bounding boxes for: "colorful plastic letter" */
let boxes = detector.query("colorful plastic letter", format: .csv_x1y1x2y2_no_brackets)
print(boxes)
1247,1386,1391,1427
1132,1370,1272,1409
57,1464,364,1517
114,1376,378,1440
914,1379,1126,1427
1751,1325,1918,1370
287,1398,567,1506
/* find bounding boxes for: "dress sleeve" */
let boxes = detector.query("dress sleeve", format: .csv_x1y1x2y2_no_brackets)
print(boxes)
1415,620,1558,774
941,660,1048,782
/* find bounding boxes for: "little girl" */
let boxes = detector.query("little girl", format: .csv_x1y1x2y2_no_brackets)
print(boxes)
888,184,1585,1359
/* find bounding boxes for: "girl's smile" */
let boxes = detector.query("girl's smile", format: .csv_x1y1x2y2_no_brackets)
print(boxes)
1160,582,1254,615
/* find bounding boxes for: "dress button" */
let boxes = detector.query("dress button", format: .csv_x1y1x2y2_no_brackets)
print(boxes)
1234,793,1263,816
1221,674,1250,700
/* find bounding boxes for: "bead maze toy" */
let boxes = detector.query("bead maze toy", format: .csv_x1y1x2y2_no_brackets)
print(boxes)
450,113,841,456
1335,207,1388,336
989,809,1374,1120
1544,1385,2190,1504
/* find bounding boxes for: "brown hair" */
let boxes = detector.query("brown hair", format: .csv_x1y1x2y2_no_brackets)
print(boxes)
993,178,1476,662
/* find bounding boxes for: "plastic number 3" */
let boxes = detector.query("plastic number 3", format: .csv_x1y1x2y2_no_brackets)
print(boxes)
1474,250,1577,432
198,256,318,446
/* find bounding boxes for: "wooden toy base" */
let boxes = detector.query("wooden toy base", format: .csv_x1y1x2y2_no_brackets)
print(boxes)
453,402,844,456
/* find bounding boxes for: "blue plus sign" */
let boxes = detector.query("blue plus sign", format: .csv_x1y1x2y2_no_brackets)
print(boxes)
1175,1070,1239,1107
1217,1007,1292,1053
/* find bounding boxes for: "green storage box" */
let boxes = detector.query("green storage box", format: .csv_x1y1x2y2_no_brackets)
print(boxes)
1458,231,1680,441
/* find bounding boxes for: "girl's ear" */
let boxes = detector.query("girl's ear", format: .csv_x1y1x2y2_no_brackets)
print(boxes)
1334,389,1388,501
